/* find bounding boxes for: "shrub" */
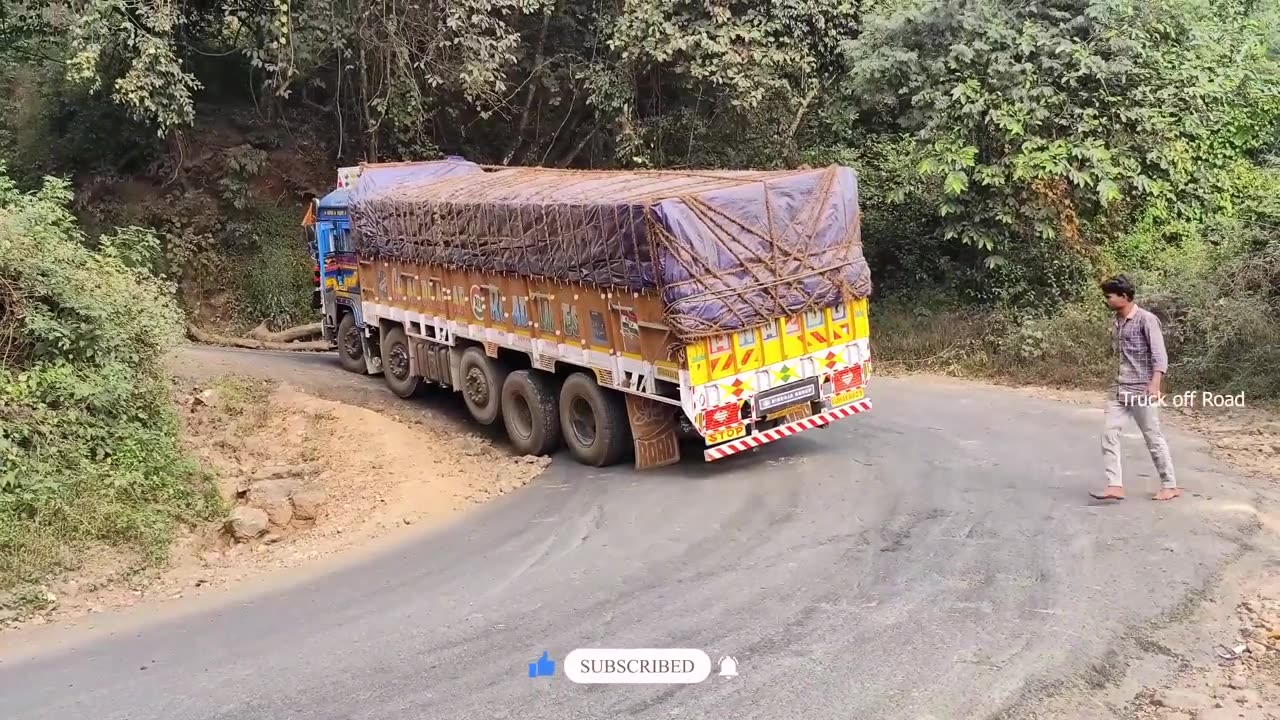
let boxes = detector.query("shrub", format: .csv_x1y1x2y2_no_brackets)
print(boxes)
0,169,219,594
230,205,316,330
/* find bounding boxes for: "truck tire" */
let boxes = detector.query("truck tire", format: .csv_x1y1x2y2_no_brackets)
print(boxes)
559,372,631,467
501,370,562,456
336,313,366,374
380,326,422,398
460,346,509,425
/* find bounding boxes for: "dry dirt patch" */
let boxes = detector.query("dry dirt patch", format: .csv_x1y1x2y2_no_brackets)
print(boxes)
1132,592,1280,720
4,376,548,629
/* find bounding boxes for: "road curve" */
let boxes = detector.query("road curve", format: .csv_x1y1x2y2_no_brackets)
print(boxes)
0,347,1262,720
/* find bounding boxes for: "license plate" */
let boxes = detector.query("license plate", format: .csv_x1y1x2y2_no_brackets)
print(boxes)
755,377,820,415
832,387,865,407
705,425,746,445
767,405,813,424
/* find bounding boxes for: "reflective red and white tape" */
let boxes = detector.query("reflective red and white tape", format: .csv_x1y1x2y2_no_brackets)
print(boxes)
703,397,873,462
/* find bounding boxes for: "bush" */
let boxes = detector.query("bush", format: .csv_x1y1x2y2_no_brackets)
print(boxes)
229,206,316,330
1138,221,1280,400
872,215,1280,403
0,170,219,595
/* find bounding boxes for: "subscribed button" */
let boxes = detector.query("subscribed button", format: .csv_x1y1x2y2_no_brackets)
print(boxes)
564,648,712,684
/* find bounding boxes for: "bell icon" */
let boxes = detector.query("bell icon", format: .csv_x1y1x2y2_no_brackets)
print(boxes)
718,656,738,678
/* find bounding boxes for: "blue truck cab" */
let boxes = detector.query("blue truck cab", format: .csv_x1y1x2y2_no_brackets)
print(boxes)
305,174,379,373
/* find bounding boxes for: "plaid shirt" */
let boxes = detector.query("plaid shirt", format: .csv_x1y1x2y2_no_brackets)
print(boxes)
1112,306,1168,391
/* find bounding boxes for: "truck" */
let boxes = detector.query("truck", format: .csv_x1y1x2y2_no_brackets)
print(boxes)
302,159,873,469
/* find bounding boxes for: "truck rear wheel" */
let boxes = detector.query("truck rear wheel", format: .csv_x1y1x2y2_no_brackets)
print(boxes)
336,313,365,374
558,373,631,467
381,326,422,398
501,370,562,456
460,346,509,425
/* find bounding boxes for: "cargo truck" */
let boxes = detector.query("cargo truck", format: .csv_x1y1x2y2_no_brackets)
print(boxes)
304,159,873,469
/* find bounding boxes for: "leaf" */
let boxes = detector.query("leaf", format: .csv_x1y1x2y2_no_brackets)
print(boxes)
944,170,969,196
1097,179,1122,206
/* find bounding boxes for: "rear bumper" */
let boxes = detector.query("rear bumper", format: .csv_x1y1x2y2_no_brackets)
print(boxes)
703,398,872,461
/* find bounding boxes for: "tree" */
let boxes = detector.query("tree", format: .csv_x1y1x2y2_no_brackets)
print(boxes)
845,0,1280,274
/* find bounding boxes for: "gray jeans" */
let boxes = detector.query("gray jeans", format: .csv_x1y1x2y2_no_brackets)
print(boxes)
1102,391,1176,488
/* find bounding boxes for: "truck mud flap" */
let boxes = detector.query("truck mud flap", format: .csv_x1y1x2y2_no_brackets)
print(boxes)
703,398,872,462
625,395,681,470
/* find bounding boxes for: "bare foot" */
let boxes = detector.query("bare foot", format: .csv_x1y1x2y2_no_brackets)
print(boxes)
1152,488,1183,501
1089,486,1125,501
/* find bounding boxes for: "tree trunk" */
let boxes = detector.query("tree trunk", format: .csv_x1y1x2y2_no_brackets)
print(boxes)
556,119,604,168
784,85,822,167
504,9,553,165
248,321,323,343
187,325,332,352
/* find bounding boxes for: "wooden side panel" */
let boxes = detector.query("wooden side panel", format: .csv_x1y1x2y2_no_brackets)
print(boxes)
356,260,870,383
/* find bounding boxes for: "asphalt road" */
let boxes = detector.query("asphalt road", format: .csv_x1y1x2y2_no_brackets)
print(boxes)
0,347,1264,720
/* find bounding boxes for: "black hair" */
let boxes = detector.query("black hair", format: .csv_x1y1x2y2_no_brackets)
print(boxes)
1101,275,1136,300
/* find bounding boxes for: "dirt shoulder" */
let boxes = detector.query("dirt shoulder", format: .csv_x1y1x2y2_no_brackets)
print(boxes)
1,346,548,632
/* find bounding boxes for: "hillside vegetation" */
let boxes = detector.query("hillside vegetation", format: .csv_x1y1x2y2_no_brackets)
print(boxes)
0,171,219,602
0,0,1278,595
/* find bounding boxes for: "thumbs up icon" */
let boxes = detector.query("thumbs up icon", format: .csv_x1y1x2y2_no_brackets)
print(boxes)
528,651,556,678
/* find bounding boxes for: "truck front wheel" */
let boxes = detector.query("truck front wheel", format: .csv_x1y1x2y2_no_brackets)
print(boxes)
559,373,631,467
460,346,510,425
501,370,562,456
336,313,365,374
381,326,422,398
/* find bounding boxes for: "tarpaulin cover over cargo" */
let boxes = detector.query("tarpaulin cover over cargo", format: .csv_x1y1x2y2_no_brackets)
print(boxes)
347,160,872,341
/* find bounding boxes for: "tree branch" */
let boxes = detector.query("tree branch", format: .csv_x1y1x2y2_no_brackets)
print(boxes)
504,9,553,165
556,119,605,168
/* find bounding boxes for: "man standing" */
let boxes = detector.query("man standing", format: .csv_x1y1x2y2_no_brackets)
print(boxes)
1090,275,1181,501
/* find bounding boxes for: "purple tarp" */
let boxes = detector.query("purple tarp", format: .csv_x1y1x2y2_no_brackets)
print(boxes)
348,162,871,341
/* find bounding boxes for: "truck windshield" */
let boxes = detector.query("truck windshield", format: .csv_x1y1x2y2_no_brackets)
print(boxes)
331,225,355,253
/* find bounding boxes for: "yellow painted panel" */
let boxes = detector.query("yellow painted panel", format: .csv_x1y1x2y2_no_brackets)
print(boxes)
761,319,784,365
732,328,763,373
686,341,710,386
827,303,852,346
708,334,737,381
802,308,831,353
781,316,806,360
852,298,870,339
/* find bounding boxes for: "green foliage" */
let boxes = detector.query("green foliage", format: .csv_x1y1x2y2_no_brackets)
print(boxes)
218,144,268,211
0,168,219,592
230,206,315,328
67,0,201,134
0,0,1276,405
846,0,1280,286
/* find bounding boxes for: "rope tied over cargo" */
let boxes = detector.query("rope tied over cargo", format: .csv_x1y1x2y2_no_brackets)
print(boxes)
347,162,872,343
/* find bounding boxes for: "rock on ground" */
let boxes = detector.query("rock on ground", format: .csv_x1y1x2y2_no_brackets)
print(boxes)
228,506,269,540
247,478,300,526
291,490,326,521
1154,689,1214,712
